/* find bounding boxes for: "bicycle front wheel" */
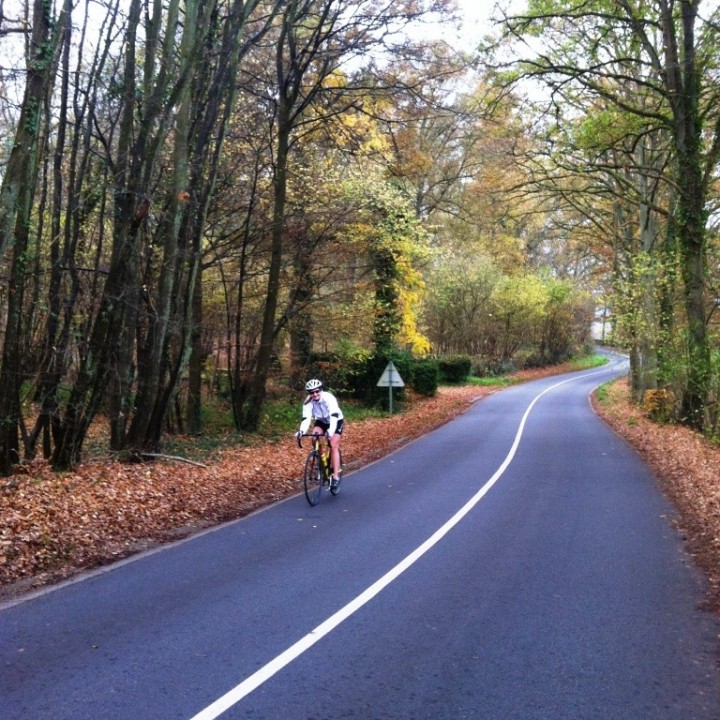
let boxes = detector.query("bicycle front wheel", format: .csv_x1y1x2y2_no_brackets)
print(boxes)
303,451,323,506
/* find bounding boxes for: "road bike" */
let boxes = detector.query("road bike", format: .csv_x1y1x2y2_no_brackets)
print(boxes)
297,433,344,506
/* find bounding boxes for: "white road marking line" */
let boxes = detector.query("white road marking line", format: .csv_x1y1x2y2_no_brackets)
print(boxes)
189,367,615,720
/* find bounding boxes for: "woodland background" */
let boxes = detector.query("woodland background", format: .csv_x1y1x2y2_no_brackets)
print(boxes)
0,0,719,482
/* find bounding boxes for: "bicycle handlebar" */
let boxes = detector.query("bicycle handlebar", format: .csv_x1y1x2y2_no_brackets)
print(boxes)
296,432,330,448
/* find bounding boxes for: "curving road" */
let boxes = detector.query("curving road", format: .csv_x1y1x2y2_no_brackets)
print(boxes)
3,354,720,719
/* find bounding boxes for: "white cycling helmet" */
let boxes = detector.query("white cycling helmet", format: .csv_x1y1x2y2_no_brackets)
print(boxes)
305,378,323,391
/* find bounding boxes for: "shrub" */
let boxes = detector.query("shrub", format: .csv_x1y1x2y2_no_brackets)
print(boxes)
347,350,412,408
438,354,472,384
642,388,676,423
470,356,510,377
303,350,364,396
411,358,439,396
515,349,547,369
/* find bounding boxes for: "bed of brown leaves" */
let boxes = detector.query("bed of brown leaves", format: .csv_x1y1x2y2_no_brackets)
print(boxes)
0,383,495,601
592,379,720,612
3,365,720,613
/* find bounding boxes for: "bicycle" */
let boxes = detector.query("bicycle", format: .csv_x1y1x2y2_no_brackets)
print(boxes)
297,433,344,506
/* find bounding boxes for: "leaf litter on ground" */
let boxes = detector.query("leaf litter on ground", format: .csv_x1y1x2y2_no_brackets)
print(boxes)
2,364,719,615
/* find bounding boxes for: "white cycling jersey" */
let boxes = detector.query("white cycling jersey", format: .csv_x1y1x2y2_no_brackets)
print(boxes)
299,390,344,436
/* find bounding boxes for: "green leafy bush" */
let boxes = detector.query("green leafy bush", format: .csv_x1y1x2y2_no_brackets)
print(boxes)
411,358,439,396
303,350,360,395
348,350,412,408
438,354,472,384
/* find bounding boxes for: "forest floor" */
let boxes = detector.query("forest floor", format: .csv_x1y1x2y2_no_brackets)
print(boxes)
2,362,719,613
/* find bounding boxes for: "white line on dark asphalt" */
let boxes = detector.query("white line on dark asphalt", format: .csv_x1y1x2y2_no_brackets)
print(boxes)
189,367,614,720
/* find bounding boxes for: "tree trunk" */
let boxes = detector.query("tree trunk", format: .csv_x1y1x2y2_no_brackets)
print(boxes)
51,0,144,469
127,0,264,449
657,196,678,388
289,226,315,388
678,210,709,428
125,0,197,449
0,0,66,473
663,1,710,430
0,199,31,472
241,123,289,431
32,0,73,461
187,265,204,435
0,1,65,262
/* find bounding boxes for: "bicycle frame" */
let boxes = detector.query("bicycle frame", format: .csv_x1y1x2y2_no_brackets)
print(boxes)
297,432,343,505
312,434,332,481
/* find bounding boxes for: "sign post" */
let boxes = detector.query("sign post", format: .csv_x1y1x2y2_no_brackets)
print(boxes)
376,360,405,414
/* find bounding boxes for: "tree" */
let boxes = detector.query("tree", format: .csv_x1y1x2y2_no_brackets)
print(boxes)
236,0,453,431
124,0,275,451
0,0,69,473
533,101,675,400
424,255,500,355
424,254,592,364
498,0,720,430
50,0,273,468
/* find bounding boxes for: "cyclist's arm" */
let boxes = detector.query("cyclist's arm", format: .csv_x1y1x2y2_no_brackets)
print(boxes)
325,394,342,436
298,401,312,434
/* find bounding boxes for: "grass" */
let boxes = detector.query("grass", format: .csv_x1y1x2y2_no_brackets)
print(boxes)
467,376,513,387
595,383,610,404
466,352,608,388
567,353,608,370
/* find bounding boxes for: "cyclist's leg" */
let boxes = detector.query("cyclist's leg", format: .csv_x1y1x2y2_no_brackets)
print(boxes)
329,440,341,494
329,433,341,478
329,421,343,493
329,419,344,478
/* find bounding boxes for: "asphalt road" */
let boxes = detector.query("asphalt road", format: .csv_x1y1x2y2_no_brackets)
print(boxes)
3,355,720,720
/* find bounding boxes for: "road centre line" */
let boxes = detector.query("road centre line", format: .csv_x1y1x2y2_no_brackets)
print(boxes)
188,366,616,720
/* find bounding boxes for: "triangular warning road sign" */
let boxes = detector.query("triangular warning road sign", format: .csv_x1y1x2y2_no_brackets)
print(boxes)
377,360,405,387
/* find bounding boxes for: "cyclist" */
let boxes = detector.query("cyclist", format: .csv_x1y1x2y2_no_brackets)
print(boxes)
295,379,344,489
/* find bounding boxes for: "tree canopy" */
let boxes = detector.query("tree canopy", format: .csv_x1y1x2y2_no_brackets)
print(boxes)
1,0,717,473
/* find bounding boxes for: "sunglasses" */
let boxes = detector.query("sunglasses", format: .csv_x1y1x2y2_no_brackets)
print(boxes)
310,388,322,394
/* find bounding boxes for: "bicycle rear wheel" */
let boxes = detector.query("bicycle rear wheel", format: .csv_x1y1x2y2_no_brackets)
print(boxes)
303,451,323,506
330,449,344,495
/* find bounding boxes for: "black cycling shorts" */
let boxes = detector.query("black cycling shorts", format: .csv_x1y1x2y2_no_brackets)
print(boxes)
314,418,344,435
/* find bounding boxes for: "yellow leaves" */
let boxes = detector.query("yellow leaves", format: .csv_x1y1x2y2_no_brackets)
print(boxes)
397,261,431,355
321,69,348,90
490,272,549,318
642,388,676,423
